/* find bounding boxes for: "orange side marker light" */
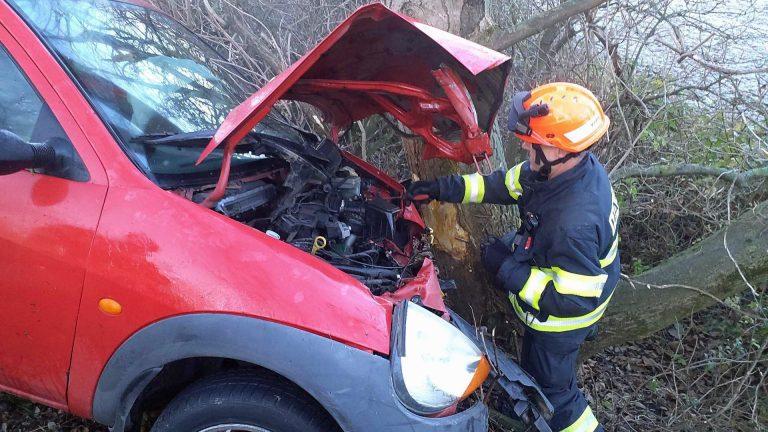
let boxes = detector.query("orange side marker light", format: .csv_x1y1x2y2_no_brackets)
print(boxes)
460,356,492,400
98,298,123,316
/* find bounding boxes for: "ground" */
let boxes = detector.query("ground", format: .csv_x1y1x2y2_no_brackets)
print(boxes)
580,297,767,432
1,300,765,432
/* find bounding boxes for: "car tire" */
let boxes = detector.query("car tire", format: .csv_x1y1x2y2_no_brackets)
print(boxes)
150,370,340,432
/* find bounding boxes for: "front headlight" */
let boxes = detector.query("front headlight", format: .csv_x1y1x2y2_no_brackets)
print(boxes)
391,301,490,415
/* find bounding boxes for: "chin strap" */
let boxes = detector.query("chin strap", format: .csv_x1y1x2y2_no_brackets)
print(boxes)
533,145,580,179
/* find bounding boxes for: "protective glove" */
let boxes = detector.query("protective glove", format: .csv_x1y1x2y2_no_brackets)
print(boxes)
495,259,528,296
480,236,512,276
406,180,440,203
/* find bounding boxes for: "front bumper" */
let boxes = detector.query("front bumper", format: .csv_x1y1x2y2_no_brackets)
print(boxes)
321,340,488,432
325,308,552,432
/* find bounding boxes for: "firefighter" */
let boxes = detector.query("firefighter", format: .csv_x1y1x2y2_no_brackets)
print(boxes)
408,82,619,432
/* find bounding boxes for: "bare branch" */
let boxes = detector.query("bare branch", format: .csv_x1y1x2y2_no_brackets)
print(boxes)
657,38,768,76
628,79,726,105
676,33,715,63
487,0,609,51
610,164,768,187
589,23,622,77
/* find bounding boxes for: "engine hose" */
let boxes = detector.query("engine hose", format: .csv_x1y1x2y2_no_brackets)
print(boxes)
333,265,399,280
349,277,394,286
344,249,378,260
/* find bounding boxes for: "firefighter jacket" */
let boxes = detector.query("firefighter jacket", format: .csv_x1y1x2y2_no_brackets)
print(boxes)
436,153,620,332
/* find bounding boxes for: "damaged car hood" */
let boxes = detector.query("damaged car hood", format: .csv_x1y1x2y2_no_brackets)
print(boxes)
197,2,511,169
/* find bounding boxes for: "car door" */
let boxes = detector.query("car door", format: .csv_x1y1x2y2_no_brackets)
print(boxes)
0,19,108,407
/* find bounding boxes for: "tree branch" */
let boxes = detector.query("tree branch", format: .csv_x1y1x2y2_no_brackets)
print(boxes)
657,38,768,76
486,0,609,51
610,164,768,187
586,20,622,77
622,79,725,106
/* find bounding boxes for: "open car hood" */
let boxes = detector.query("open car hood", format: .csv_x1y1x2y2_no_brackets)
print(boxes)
197,2,511,172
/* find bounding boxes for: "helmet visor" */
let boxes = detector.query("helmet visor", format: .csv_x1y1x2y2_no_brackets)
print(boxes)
508,91,550,135
507,91,533,136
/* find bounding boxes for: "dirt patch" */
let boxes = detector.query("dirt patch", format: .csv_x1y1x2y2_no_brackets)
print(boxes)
0,396,103,432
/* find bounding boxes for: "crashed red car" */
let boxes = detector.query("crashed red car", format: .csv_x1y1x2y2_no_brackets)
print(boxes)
0,1,552,431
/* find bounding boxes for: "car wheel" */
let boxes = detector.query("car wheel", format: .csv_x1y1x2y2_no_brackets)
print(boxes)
150,370,340,432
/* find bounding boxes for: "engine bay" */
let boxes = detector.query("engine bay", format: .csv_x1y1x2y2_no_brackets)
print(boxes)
172,132,432,295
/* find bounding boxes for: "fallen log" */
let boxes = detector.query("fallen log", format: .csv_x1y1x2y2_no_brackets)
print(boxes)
589,200,768,352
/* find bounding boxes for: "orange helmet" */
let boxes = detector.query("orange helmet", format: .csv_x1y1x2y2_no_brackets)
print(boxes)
507,82,609,153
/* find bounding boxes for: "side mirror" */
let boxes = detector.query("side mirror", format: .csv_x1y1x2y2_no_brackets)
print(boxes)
0,129,56,175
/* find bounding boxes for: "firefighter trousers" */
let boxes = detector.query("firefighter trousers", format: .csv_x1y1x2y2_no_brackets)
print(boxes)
521,325,604,432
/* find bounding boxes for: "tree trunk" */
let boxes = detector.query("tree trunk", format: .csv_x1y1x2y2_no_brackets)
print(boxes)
386,0,517,327
387,0,485,37
400,127,517,332
586,200,768,353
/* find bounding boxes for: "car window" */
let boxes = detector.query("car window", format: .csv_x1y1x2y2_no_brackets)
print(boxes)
9,0,308,187
0,45,40,141
11,0,243,137
0,44,89,181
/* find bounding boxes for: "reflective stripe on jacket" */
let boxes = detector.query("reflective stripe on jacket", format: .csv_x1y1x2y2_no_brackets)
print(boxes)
437,153,620,332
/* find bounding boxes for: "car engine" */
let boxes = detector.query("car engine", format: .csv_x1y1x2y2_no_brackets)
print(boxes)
176,133,431,295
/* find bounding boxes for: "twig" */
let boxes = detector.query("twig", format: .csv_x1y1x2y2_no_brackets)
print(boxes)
619,274,762,319
357,120,367,161
657,38,768,75
742,112,767,151
608,107,663,176
713,336,768,418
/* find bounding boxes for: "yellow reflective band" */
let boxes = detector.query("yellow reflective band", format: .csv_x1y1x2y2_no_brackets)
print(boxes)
462,175,472,203
511,292,614,332
550,267,606,298
518,268,552,310
600,236,619,268
505,163,524,200
476,175,485,202
461,173,486,203
560,405,599,432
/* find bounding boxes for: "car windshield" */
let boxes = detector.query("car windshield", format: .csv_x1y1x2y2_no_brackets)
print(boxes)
10,0,305,187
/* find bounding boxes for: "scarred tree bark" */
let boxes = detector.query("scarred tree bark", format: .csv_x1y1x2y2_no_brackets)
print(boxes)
387,0,484,37
385,0,519,328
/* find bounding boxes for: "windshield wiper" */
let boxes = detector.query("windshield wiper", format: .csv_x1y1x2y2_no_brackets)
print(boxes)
131,130,266,148
130,130,217,146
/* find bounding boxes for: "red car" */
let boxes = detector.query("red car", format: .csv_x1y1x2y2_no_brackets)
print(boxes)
0,1,552,431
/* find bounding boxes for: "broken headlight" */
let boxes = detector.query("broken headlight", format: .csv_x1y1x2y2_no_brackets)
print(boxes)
390,301,490,415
